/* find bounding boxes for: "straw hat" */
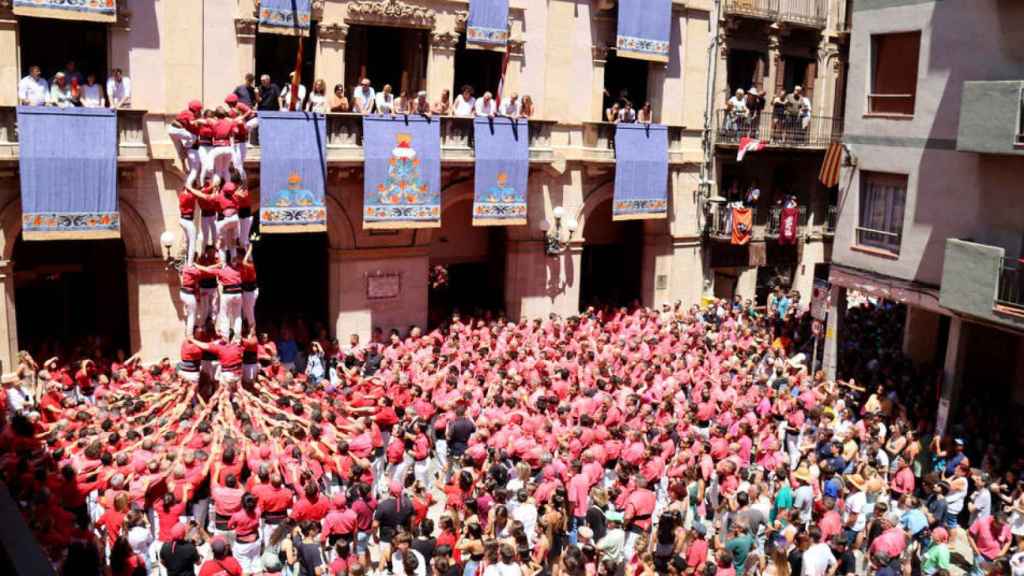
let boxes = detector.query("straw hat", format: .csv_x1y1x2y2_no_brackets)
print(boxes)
846,473,867,491
793,466,813,484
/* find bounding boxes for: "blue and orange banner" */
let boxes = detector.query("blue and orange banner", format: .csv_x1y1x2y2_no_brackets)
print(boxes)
613,123,668,221
362,115,443,229
17,107,119,240
473,117,528,226
13,0,117,23
467,0,509,51
258,0,312,36
258,111,327,233
616,0,672,63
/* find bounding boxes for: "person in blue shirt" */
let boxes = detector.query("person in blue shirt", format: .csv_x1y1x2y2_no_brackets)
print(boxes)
276,327,299,371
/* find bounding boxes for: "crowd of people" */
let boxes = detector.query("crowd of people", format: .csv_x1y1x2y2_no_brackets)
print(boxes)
229,73,534,120
18,60,132,109
4,291,1024,576
723,85,813,142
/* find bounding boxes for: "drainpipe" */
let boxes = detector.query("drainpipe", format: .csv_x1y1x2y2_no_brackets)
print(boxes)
699,0,721,231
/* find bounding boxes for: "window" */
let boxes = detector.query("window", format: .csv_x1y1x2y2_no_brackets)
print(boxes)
857,172,907,255
602,50,648,120
453,33,504,101
19,17,108,89
781,56,815,99
869,31,920,116
344,25,429,98
727,50,767,96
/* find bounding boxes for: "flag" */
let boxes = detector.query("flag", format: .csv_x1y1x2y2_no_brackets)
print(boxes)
496,46,511,107
737,137,764,162
779,207,799,245
819,141,843,188
731,207,752,245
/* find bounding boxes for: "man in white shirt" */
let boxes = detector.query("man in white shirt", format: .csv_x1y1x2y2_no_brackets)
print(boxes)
18,66,48,106
482,544,523,576
511,489,537,544
453,85,476,117
49,72,73,108
280,71,307,110
801,527,837,576
500,93,521,118
474,91,496,117
375,84,395,114
4,374,34,415
352,78,376,114
107,68,131,108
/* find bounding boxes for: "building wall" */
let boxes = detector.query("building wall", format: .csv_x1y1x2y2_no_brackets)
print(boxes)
833,0,1024,286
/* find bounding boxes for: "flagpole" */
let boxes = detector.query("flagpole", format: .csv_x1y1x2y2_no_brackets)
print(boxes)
289,0,303,111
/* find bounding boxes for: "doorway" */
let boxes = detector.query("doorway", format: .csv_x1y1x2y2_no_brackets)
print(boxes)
579,199,643,309
254,27,318,92
602,50,649,115
344,25,429,96
13,238,129,358
453,32,504,98
727,49,768,95
428,200,506,327
250,232,328,336
18,17,108,84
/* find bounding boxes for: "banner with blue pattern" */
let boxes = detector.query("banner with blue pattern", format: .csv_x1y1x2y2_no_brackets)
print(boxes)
473,117,528,226
613,123,669,221
467,0,509,50
616,0,671,63
259,111,328,233
258,0,312,36
363,115,443,229
13,0,116,23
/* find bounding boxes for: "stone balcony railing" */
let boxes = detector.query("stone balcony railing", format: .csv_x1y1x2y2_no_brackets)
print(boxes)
723,0,829,28
0,106,148,162
579,122,690,164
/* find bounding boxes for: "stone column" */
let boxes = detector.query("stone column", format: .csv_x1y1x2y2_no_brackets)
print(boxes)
504,239,582,321
0,8,18,106
505,40,526,102
0,259,17,372
591,46,610,122
822,284,847,380
126,258,182,362
641,233,673,309
938,316,968,436
427,31,459,100
767,31,784,99
234,17,258,82
316,23,348,95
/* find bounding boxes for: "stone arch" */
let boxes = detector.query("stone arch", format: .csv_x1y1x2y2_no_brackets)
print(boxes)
326,192,357,251
575,179,614,243
415,176,474,245
0,197,156,261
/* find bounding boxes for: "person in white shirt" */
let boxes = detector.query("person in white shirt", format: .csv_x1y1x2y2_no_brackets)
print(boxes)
4,373,34,415
106,68,131,108
305,79,328,113
80,73,105,108
475,91,496,117
18,66,49,106
280,72,307,110
375,84,395,114
510,490,537,545
482,544,523,576
801,530,837,576
49,72,74,108
453,85,476,117
352,78,376,114
727,88,748,131
500,93,521,118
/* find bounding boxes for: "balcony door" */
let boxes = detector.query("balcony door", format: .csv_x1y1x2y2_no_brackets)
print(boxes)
345,25,429,97
579,199,643,310
18,16,108,87
453,33,504,99
255,27,318,97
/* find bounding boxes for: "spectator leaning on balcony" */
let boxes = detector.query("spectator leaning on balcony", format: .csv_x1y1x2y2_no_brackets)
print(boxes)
637,101,653,123
520,94,534,118
784,86,803,133
330,83,350,112
432,89,451,115
353,78,376,114
745,87,764,123
414,91,431,115
618,99,637,123
606,101,620,123
727,88,748,131
256,74,281,112
232,73,257,107
62,60,84,86
306,79,328,113
500,93,520,117
49,72,74,108
375,84,395,114
453,85,476,117
107,68,131,109
81,73,105,108
18,65,48,106
475,91,497,117
280,71,307,110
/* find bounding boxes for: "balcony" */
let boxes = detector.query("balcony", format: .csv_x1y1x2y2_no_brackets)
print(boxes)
715,110,842,150
939,239,1024,332
579,122,690,164
724,0,828,28
245,114,556,166
764,205,809,238
706,202,760,241
824,205,837,237
0,106,149,162
956,81,1024,156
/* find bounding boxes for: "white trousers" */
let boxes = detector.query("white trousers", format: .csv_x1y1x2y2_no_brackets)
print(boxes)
179,217,197,266
216,215,240,262
239,215,253,250
201,215,217,249
200,287,218,329
198,145,214,184
180,290,198,336
167,126,200,187
219,293,243,340
242,288,258,328
232,142,247,183
210,146,233,181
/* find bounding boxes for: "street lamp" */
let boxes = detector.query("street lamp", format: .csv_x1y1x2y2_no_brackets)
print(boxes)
540,206,578,256
160,230,182,270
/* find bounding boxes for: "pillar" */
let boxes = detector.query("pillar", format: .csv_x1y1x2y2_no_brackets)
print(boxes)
667,238,705,308
126,258,182,363
767,31,784,98
0,8,18,106
591,46,609,122
427,32,459,100
735,266,758,300
822,284,847,380
504,239,582,321
641,233,672,309
902,306,940,366
234,18,258,85
316,23,348,95
0,260,16,372
504,41,525,101
937,317,968,436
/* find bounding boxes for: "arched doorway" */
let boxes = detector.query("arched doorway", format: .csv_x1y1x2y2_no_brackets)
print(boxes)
579,198,643,309
13,238,130,358
428,199,506,327
251,231,330,340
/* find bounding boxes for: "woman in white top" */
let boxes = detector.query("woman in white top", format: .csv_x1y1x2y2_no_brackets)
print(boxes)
80,73,105,108
305,79,328,113
375,84,395,114
453,85,476,117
